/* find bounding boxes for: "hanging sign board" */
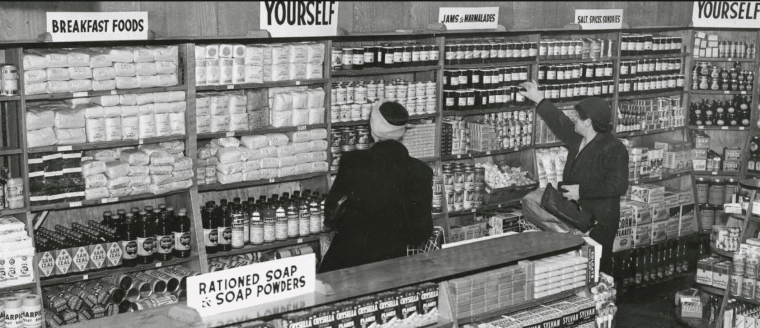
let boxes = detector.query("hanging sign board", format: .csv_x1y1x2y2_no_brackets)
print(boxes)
573,9,624,29
187,253,316,316
260,1,339,37
438,7,499,30
46,12,148,42
692,1,760,28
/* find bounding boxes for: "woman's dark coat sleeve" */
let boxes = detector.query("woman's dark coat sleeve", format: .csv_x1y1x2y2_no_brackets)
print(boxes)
579,144,629,200
403,163,434,245
325,152,357,226
535,99,583,145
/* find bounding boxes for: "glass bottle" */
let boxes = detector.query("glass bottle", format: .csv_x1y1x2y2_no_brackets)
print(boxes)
217,204,232,252
202,206,218,254
136,211,154,264
154,210,173,261
250,204,265,245
173,209,191,258
231,203,245,249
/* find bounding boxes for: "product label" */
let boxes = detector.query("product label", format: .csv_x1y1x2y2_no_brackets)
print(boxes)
55,250,72,275
137,237,155,256
121,240,138,260
107,242,123,266
218,226,232,245
204,228,219,246
90,244,106,269
37,251,55,277
73,247,90,272
157,234,173,254
174,232,191,251
251,225,265,244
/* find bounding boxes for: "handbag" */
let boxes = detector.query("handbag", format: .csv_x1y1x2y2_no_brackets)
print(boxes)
324,195,349,230
540,183,595,233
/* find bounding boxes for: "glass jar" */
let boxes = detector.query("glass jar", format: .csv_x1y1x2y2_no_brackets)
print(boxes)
352,48,364,70
341,48,354,70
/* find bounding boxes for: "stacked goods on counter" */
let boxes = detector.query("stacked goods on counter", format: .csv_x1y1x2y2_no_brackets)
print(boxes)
35,206,191,278
194,42,324,86
689,96,752,127
42,265,197,326
535,147,568,188
26,92,187,148
196,87,326,133
449,207,524,243
331,79,436,123
463,294,597,328
201,190,326,253
333,41,439,70
22,46,180,95
447,251,589,319
692,32,755,59
0,216,35,287
196,129,328,185
442,65,530,112
208,245,315,271
616,95,685,133
441,111,533,156
697,238,760,299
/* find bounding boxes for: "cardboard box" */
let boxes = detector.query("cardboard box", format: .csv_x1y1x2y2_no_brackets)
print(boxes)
667,207,681,240
713,261,730,289
693,148,708,160
680,204,697,236
693,159,707,171
724,159,741,172
36,251,55,278
54,248,73,276
631,184,666,203
691,131,710,149
664,192,680,207
614,206,636,252
652,221,669,243
88,243,108,271
724,147,742,161
628,201,654,225
635,223,652,247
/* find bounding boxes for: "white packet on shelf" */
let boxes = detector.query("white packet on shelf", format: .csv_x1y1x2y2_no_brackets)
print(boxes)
85,118,106,142
92,67,117,80
114,63,137,77
115,76,139,89
210,115,230,132
81,160,107,177
308,107,325,124
69,79,93,92
240,135,268,149
68,67,92,80
104,160,130,179
129,165,149,177
54,128,86,144
85,174,108,189
197,115,211,134
92,79,116,91
169,112,186,135
216,172,243,184
85,187,110,200
156,61,177,74
137,75,158,88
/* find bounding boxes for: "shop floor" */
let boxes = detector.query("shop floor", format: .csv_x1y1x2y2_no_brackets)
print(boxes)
616,273,698,328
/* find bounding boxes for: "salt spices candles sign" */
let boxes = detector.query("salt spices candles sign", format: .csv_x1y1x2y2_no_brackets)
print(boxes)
574,9,624,29
438,7,499,30
46,12,149,42
187,253,316,316
692,1,760,28
261,1,339,37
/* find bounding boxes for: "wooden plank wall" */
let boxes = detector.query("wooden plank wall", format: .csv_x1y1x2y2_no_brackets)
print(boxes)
0,1,693,42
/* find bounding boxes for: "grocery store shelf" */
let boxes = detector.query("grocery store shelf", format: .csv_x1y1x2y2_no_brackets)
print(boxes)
457,287,587,325
198,172,326,192
442,105,532,117
441,146,531,161
416,156,440,163
617,90,684,101
331,120,369,127
0,147,23,156
410,113,438,120
331,66,441,76
534,141,567,149
620,53,688,60
630,170,691,185
710,245,734,258
690,125,750,131
196,79,327,91
0,207,27,216
746,172,760,179
0,95,20,102
689,90,751,95
28,135,187,154
696,283,725,296
0,282,37,293
694,57,756,62
692,170,740,177
445,60,535,69
731,295,760,307
30,188,188,212
538,57,617,64
207,233,330,259
615,126,685,138
25,85,187,101
196,124,328,140
40,254,199,287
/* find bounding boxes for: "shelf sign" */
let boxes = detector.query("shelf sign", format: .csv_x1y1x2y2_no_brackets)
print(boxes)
46,12,148,42
438,7,499,30
260,1,338,37
187,253,316,316
574,9,624,29
692,1,760,28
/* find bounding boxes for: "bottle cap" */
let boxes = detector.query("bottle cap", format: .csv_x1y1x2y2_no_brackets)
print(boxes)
4,297,21,308
22,295,40,307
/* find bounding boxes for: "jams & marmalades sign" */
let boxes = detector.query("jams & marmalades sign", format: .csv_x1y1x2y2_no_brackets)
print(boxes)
261,1,339,37
46,12,148,42
187,253,316,316
692,1,760,27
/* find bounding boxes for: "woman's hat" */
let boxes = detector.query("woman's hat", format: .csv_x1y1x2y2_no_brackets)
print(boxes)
574,97,612,126
370,100,408,140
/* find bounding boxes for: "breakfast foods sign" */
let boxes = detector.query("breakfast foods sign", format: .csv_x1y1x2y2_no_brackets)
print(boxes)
261,1,339,37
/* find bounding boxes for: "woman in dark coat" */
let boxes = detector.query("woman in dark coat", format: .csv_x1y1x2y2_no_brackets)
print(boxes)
520,81,629,274
318,101,434,273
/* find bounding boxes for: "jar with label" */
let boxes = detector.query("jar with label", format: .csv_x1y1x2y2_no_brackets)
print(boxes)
699,204,715,232
331,49,342,71
351,48,364,70
335,83,347,105
363,46,376,68
401,45,412,66
380,46,394,68
346,83,355,103
708,178,726,206
354,83,367,103
384,84,397,100
429,45,440,65
341,49,354,70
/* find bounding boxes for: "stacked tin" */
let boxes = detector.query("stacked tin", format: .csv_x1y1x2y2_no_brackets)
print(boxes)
442,163,485,212
0,64,18,96
331,79,436,122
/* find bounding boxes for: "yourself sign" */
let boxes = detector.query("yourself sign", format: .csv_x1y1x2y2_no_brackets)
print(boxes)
692,1,760,28
46,12,149,42
187,253,316,316
261,1,339,37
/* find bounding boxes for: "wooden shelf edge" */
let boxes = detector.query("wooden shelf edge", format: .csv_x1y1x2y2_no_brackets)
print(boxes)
28,135,187,154
40,255,199,287
196,124,329,139
198,173,326,192
206,233,329,259
25,85,186,101
332,66,441,76
196,79,328,91
30,189,188,212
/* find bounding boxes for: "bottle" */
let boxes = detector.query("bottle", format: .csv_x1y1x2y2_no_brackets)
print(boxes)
173,209,191,258
667,240,676,280
624,250,635,292
217,204,232,252
262,199,277,243
309,198,321,235
287,199,299,239
231,203,245,249
102,211,113,228
275,201,288,241
649,246,658,284
136,211,154,264
120,213,138,267
656,244,665,281
154,211,173,261
242,201,250,245
250,204,264,245
299,199,310,237
202,206,218,254
635,249,645,288
320,198,330,232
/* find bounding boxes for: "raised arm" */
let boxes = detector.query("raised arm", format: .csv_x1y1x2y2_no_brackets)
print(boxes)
520,81,582,145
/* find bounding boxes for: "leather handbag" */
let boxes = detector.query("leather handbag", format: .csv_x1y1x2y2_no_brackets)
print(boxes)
540,183,595,233
324,195,349,230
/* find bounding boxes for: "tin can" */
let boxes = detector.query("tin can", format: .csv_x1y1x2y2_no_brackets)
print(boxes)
341,128,357,152
425,96,436,113
330,153,342,171
699,204,715,231
356,127,371,150
330,129,342,153
453,190,464,211
708,178,726,206
350,103,362,121
341,49,354,70
1,65,18,96
463,166,475,191
442,167,454,193
695,177,709,204
354,84,367,103
453,167,464,192
335,84,347,105
361,102,372,120
725,178,739,204
331,50,343,71
426,81,436,96
367,82,378,101
339,104,351,122
433,175,443,195
446,191,456,212
463,189,473,209
330,105,340,123
432,194,443,214
397,82,408,100
385,84,397,100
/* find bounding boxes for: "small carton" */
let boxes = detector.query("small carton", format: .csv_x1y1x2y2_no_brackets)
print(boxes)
696,258,715,285
631,184,665,203
634,223,652,247
693,159,707,171
613,206,635,252
652,220,669,243
628,201,654,225
691,130,710,149
680,204,697,236
663,192,680,207
723,160,741,172
693,148,708,160
652,202,669,222
667,206,681,239
713,261,730,289
724,147,742,161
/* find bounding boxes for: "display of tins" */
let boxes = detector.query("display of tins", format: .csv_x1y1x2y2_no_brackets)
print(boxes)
708,178,726,206
699,204,716,231
444,40,537,65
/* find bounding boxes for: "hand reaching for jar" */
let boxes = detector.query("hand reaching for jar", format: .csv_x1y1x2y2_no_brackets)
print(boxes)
519,81,545,104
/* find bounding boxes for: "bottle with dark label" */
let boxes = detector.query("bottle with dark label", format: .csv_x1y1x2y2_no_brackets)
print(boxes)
231,203,245,249
154,210,173,261
286,200,299,239
136,211,154,264
250,204,264,245
173,208,191,258
217,204,232,252
241,201,251,245
101,211,113,228
120,213,138,267
263,199,277,243
299,200,310,237
233,197,241,204
203,206,218,254
116,210,127,229
640,248,650,287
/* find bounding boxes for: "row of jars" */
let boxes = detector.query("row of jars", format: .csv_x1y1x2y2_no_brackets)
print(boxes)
329,126,371,170
693,62,753,80
444,118,532,154
619,58,683,78
618,75,686,95
695,177,739,206
331,43,440,70
330,80,436,105
482,111,534,141
713,41,755,59
443,87,529,111
331,96,436,123
537,62,613,84
620,34,683,56
443,41,537,65
538,80,614,102
443,66,529,91
539,39,615,60
694,78,754,92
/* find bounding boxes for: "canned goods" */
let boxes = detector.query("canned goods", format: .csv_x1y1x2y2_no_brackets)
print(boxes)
1,65,18,96
695,177,709,204
341,128,357,152
446,191,456,212
350,103,362,121
453,190,464,211
463,166,475,191
699,204,715,231
361,102,372,120
339,104,351,122
330,153,342,171
330,129,342,153
453,167,464,192
708,178,726,206
355,127,371,150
